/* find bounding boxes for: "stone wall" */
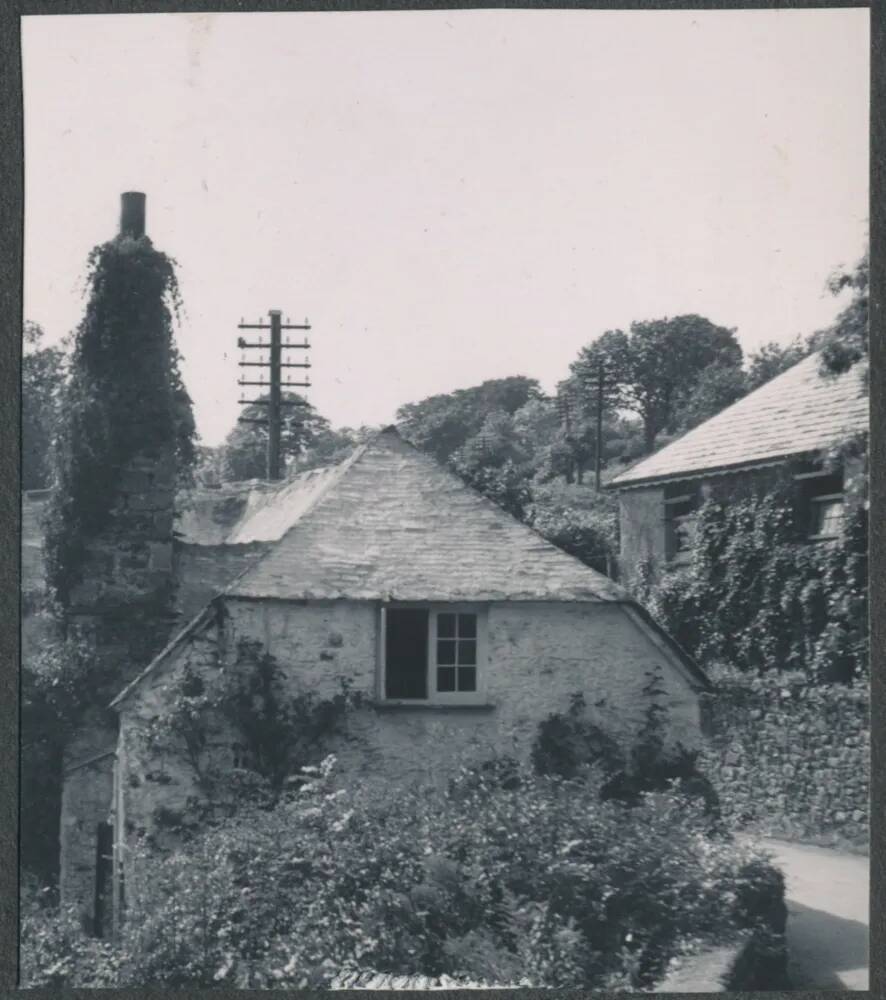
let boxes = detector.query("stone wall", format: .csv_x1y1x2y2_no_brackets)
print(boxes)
114,596,705,860
699,671,869,846
618,485,666,573
175,543,269,621
60,448,179,926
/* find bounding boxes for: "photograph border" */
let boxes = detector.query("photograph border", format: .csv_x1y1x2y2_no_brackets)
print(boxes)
1,2,880,997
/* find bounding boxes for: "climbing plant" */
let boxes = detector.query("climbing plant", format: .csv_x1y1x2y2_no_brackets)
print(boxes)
44,233,196,607
634,478,868,682
142,638,364,818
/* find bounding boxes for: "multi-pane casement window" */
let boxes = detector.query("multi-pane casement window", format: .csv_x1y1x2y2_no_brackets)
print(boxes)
381,605,486,704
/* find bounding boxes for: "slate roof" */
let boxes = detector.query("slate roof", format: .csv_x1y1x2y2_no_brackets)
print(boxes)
609,352,868,489
174,465,345,546
227,427,625,602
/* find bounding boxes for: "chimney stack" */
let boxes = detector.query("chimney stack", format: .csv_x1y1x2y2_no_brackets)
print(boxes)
120,191,146,238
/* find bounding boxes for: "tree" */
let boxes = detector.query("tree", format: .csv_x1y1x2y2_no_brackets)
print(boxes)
220,392,333,481
746,337,810,391
816,253,869,377
672,363,749,433
396,376,542,463
22,322,66,491
570,316,743,453
298,425,376,473
526,481,618,574
450,410,534,518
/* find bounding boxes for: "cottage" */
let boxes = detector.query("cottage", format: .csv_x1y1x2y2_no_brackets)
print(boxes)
608,351,868,573
105,427,708,930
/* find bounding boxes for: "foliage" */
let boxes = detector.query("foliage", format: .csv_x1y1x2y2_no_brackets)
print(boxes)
746,337,810,391
396,376,542,463
220,392,340,480
21,756,774,990
570,316,743,453
531,678,719,815
633,483,868,682
142,638,363,814
531,692,622,778
22,322,66,491
44,234,196,607
816,253,869,377
671,362,748,433
20,625,101,885
527,480,618,573
20,880,123,989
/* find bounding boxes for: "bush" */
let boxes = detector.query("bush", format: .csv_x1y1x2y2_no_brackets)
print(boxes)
21,757,772,990
532,682,720,817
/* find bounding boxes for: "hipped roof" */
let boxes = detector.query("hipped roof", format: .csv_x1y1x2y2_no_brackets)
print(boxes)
227,427,624,602
609,352,868,489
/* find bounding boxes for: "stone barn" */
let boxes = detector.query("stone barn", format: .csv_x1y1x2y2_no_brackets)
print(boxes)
609,350,868,575
106,427,709,930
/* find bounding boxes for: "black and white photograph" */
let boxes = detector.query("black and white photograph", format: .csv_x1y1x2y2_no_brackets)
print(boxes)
18,7,870,991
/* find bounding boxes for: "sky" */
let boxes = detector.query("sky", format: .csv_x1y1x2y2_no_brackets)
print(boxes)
22,9,869,447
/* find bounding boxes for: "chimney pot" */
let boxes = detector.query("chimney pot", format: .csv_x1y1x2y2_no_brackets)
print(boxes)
120,192,146,238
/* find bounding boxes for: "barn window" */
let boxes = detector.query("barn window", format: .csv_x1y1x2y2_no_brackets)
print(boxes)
382,606,485,703
664,483,698,563
793,464,845,541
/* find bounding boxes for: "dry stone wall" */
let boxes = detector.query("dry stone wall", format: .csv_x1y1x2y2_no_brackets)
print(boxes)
699,670,869,847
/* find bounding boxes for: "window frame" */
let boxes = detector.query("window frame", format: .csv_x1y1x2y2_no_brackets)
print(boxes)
663,488,698,563
378,603,488,706
793,463,845,542
807,492,845,541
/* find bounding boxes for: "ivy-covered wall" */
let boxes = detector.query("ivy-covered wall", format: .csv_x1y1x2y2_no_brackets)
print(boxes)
699,669,869,847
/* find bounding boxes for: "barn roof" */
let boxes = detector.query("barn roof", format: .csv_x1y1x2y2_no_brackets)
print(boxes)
609,352,868,489
226,427,625,602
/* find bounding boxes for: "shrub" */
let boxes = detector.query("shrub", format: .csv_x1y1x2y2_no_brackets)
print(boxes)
21,757,774,990
532,681,720,817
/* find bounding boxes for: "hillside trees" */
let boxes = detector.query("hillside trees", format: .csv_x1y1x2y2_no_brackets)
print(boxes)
570,316,743,453
22,322,66,491
396,376,542,463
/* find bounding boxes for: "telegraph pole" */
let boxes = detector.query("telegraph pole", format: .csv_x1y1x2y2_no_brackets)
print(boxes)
237,310,312,481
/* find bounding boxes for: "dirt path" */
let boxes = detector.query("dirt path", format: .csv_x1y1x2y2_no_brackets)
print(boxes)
760,838,869,990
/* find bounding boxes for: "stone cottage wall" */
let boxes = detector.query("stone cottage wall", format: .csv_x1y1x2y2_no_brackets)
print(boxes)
114,597,704,857
699,672,869,846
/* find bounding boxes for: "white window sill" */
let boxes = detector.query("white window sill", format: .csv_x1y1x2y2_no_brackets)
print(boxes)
371,700,495,712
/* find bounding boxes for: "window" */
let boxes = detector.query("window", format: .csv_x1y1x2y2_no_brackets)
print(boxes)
793,464,845,541
809,494,844,540
382,606,485,703
664,485,698,563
